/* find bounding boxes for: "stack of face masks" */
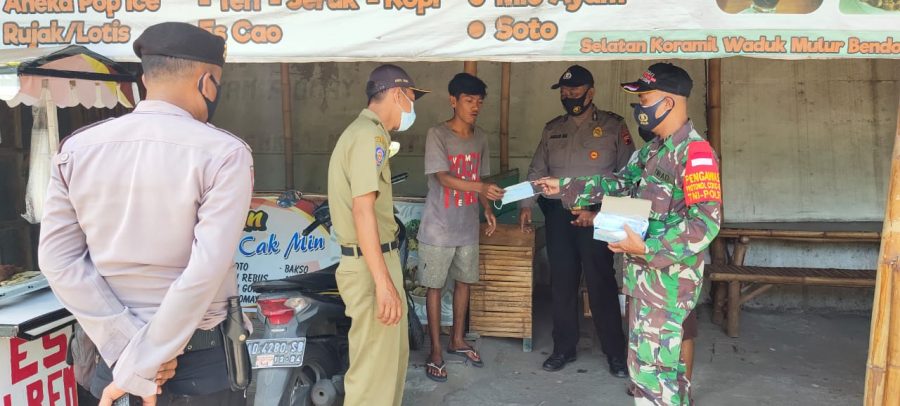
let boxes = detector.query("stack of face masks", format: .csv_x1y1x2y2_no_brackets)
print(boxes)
592,213,649,243
591,196,652,243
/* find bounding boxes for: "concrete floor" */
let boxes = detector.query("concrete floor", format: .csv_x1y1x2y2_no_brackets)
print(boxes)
75,296,869,406
402,302,870,406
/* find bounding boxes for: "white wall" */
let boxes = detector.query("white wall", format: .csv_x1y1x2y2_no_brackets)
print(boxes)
721,58,899,222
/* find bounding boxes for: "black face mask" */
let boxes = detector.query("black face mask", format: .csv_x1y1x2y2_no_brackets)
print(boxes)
638,127,657,143
561,92,589,116
631,96,672,131
198,74,221,122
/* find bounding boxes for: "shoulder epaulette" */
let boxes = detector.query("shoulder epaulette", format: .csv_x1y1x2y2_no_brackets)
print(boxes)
58,118,116,150
545,115,566,127
604,111,625,122
207,124,252,151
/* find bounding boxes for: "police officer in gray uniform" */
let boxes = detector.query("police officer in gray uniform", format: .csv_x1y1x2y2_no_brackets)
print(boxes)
520,65,634,376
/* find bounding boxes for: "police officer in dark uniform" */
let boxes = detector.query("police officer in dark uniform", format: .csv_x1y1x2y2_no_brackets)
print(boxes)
519,65,634,376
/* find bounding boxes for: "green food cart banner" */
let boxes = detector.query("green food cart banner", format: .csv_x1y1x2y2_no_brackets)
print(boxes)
2,0,899,62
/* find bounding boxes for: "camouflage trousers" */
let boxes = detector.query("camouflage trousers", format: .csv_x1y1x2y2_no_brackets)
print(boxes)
627,296,692,406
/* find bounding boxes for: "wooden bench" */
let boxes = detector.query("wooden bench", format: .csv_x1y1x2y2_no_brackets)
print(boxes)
709,222,881,338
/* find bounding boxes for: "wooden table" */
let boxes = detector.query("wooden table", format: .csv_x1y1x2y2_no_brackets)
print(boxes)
713,222,882,269
717,222,881,242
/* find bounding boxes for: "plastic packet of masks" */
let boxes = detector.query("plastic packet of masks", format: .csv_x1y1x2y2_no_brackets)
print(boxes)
593,213,649,243
591,196,652,243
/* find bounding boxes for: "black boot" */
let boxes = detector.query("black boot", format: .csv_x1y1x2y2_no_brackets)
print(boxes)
542,353,577,372
608,356,628,378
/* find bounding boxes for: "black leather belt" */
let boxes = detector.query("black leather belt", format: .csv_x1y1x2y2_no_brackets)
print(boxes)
341,240,399,257
184,325,222,353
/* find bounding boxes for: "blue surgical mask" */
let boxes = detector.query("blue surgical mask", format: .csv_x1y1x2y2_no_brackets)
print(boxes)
631,97,671,131
493,181,537,210
398,92,416,131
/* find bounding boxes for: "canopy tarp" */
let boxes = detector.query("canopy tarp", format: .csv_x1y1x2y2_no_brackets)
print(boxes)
0,0,898,62
0,45,138,108
0,45,139,223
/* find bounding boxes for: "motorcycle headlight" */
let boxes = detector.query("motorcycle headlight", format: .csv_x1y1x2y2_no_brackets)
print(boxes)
284,297,311,312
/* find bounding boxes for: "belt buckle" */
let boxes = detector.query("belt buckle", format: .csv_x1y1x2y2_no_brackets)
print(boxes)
343,244,361,259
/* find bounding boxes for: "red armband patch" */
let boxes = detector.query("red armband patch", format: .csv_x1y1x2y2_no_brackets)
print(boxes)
683,141,722,205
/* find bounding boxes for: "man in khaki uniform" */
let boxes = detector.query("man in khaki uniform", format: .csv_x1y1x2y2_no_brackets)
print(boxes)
520,65,634,376
327,64,428,406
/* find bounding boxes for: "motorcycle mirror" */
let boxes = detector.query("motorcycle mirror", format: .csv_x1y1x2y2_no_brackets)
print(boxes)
301,220,320,236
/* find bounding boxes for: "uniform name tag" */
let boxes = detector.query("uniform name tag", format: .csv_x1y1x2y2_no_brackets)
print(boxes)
654,167,675,185
549,134,568,139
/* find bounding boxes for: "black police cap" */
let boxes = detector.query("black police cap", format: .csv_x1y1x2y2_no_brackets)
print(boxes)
621,63,693,97
133,22,226,67
551,65,594,89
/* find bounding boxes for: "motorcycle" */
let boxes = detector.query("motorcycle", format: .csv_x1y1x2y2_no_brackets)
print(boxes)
249,173,425,406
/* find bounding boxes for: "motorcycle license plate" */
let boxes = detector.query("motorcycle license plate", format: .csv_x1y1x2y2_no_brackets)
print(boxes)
247,337,307,369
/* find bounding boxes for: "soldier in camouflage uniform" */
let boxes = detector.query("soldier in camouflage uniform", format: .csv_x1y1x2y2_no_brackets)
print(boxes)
535,63,722,406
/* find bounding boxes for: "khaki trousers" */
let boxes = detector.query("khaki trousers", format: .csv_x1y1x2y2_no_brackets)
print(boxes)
336,249,409,406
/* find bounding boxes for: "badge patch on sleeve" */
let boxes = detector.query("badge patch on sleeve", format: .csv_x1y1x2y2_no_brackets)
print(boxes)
683,141,722,205
375,146,386,166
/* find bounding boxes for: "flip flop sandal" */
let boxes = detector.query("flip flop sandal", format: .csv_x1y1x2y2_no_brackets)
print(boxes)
425,362,448,383
447,348,485,368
